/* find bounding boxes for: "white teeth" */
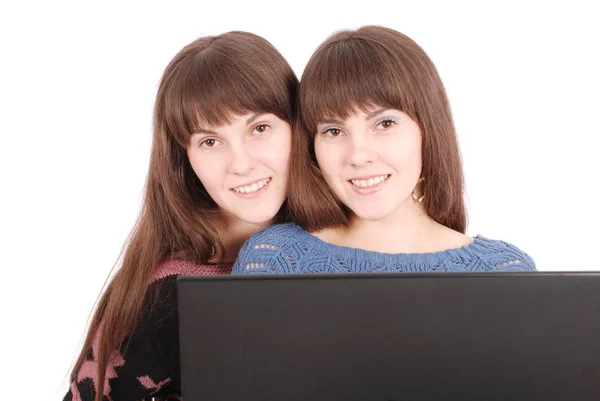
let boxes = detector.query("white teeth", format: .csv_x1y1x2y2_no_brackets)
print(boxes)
232,178,271,194
350,175,389,188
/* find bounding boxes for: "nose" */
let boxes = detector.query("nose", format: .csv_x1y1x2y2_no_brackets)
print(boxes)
228,142,256,175
349,134,375,167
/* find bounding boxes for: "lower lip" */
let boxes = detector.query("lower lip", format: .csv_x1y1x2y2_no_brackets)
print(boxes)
348,176,390,195
230,179,271,199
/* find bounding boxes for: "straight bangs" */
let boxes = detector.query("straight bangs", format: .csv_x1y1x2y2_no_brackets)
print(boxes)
291,26,466,233
300,36,420,134
159,32,297,148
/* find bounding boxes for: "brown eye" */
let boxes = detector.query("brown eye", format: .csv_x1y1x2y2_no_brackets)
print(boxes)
254,124,268,134
200,138,221,148
376,118,397,130
325,128,342,137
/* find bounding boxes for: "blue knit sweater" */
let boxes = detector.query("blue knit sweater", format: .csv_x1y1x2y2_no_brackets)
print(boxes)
232,223,536,275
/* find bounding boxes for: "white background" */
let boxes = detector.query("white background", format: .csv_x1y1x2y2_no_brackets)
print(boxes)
1,1,598,399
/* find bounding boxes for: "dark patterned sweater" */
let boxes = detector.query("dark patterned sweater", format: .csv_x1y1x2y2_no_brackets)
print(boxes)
64,260,232,401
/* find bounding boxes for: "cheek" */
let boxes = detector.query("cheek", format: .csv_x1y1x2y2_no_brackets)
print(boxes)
383,130,422,170
187,150,224,191
405,132,423,172
263,130,292,174
314,142,341,180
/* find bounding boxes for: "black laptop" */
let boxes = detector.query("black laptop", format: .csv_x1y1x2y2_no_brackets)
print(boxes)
177,272,600,400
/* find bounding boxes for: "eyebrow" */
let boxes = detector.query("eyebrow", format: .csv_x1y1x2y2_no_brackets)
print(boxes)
194,112,266,136
193,127,217,136
318,108,390,127
319,118,345,126
246,112,265,125
365,108,389,120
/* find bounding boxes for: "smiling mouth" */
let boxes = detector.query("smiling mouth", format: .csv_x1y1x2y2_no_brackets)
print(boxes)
349,174,390,188
231,178,272,194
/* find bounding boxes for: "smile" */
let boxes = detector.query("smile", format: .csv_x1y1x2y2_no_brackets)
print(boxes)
231,178,271,194
349,174,390,188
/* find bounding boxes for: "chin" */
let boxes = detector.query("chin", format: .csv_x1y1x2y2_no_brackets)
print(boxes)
235,208,280,225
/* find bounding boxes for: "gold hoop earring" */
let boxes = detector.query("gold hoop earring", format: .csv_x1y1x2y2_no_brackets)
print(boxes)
412,177,425,203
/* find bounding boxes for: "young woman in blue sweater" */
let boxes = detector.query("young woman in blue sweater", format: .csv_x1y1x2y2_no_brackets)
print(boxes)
233,26,535,275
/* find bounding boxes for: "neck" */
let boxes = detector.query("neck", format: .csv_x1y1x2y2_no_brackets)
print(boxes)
219,215,273,263
349,202,436,253
321,200,468,254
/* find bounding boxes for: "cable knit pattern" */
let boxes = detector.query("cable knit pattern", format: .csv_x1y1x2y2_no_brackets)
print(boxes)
232,223,536,275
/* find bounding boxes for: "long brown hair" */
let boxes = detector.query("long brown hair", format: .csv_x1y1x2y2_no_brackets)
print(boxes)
71,31,298,401
289,26,467,233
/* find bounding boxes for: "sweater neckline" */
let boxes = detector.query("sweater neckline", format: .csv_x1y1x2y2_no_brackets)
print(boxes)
293,225,490,265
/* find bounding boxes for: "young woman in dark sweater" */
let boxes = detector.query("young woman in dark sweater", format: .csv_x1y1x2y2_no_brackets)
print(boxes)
64,31,298,401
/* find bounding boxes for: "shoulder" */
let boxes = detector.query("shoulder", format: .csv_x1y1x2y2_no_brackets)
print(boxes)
240,223,307,251
250,222,304,241
470,236,536,271
142,260,232,327
232,223,308,275
151,259,232,282
140,259,232,328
